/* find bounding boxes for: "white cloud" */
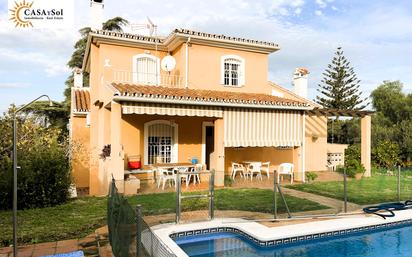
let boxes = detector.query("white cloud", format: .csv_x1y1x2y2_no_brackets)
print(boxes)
316,0,327,8
0,82,30,88
315,10,323,16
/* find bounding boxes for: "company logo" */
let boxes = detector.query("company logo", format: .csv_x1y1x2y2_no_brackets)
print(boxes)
8,0,73,29
9,0,34,27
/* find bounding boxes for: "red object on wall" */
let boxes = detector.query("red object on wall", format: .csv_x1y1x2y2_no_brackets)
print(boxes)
128,161,141,169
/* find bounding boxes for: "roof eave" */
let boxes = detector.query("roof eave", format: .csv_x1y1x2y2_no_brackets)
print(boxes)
165,33,280,54
113,95,312,111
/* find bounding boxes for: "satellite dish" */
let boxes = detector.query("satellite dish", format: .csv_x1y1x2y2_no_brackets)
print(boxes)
161,56,176,72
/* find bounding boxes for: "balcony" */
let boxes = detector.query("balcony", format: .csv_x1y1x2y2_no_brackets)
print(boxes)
110,69,184,88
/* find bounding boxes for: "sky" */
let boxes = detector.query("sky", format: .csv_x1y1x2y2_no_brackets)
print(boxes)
0,0,411,113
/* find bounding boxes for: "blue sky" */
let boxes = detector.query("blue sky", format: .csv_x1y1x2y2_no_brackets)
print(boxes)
0,0,411,112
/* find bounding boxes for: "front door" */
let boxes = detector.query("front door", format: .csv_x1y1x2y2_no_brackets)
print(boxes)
205,126,214,170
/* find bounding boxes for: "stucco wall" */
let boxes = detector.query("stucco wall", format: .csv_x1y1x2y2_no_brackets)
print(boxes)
121,114,215,170
187,44,269,93
71,116,90,188
305,115,328,171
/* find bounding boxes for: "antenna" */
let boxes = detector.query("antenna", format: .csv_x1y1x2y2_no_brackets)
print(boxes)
130,17,157,37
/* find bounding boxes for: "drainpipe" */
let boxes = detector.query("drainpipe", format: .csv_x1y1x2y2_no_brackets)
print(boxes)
185,37,191,89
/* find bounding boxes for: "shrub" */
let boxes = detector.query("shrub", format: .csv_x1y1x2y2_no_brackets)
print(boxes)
0,112,71,210
334,144,366,178
372,140,401,169
305,172,318,183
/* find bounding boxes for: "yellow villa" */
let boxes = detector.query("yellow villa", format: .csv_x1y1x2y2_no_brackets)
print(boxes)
69,11,371,196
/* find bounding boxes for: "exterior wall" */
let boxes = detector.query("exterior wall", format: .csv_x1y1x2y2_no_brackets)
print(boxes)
89,41,272,95
121,114,215,170
327,143,349,154
187,44,269,93
305,116,328,172
70,116,90,188
89,43,102,195
99,44,169,90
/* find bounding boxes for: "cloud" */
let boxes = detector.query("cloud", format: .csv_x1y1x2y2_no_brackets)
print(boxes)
0,82,30,88
315,10,323,16
316,0,327,8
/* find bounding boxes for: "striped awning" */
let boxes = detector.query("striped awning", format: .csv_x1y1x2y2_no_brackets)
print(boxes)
224,108,303,147
122,103,223,117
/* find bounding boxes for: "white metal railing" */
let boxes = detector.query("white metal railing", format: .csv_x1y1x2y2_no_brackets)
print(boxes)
112,69,184,88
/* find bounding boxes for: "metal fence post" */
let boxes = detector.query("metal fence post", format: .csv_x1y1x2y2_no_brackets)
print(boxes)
273,172,278,219
343,167,348,213
175,171,181,224
397,165,401,202
209,170,215,220
135,205,142,257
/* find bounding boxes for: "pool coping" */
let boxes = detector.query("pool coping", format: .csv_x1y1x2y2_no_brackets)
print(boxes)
151,209,412,257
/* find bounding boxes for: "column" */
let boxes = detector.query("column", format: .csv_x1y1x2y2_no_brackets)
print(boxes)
110,102,124,182
361,115,371,177
211,118,225,186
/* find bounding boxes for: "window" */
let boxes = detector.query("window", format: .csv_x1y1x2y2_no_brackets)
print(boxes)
221,55,245,87
144,120,178,165
132,54,160,85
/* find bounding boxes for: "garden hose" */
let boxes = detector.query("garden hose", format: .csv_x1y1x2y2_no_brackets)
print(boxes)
363,200,412,219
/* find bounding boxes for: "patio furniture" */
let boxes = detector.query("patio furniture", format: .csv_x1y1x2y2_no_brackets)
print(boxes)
231,162,245,180
174,166,190,187
246,162,263,181
190,164,203,184
156,168,176,190
260,161,271,178
277,163,294,184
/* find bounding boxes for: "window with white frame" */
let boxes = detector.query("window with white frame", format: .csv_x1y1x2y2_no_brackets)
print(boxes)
144,120,178,165
132,54,160,85
221,55,245,87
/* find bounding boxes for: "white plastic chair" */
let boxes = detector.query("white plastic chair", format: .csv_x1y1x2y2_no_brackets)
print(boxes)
231,162,245,180
190,164,203,184
174,166,190,187
156,168,176,190
260,162,271,178
277,163,294,184
246,162,263,181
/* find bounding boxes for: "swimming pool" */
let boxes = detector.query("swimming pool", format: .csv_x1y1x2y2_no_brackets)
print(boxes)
174,224,412,257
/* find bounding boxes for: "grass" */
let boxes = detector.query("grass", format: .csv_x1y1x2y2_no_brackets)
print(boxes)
0,188,327,247
287,172,412,205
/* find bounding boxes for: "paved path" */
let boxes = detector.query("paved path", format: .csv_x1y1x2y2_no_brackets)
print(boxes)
281,187,361,212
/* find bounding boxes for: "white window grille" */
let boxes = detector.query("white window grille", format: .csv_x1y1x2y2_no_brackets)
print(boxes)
144,120,178,165
132,54,160,85
221,55,245,87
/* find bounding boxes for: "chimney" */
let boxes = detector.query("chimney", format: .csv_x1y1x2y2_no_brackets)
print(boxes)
73,68,83,88
90,0,104,30
293,67,309,99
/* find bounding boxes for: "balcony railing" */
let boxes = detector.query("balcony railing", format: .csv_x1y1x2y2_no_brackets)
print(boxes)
111,69,184,88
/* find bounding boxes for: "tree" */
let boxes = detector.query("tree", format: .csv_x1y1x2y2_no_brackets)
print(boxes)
0,107,72,210
21,101,68,133
316,47,367,110
102,17,129,31
370,81,412,163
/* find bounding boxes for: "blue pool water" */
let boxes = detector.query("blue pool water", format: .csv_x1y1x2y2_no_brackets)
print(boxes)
174,225,412,257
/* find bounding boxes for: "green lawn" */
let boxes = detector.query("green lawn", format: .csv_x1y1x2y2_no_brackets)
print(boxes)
287,173,412,205
0,188,327,247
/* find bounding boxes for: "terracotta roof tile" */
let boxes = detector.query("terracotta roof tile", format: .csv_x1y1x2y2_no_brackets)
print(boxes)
111,83,308,108
73,88,90,112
